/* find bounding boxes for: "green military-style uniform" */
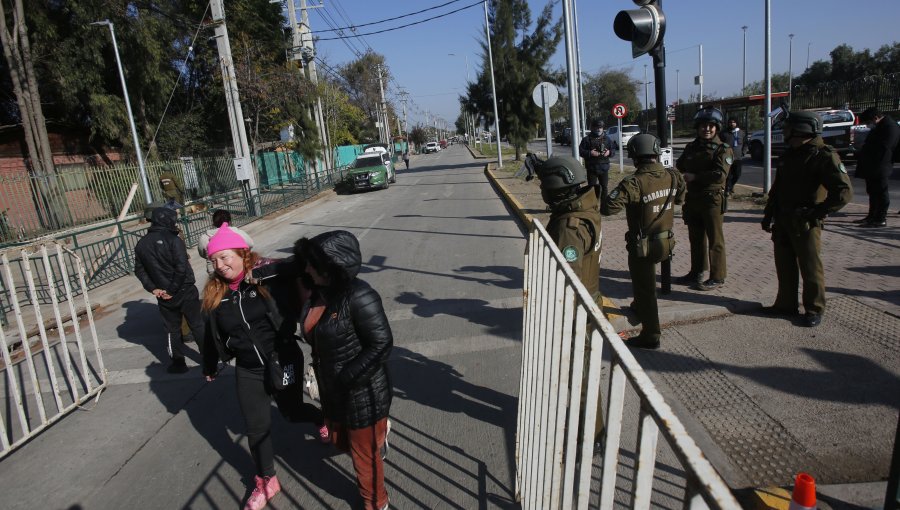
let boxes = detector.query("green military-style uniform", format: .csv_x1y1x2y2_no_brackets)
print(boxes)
764,137,852,314
546,187,603,304
159,171,184,204
676,136,732,281
603,162,686,342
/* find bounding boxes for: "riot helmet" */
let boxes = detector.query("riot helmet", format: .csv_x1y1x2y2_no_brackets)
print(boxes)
693,107,724,130
626,133,662,159
783,111,821,139
537,156,588,205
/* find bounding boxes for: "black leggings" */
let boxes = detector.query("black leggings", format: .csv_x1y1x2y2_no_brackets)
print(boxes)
235,364,324,477
236,366,276,477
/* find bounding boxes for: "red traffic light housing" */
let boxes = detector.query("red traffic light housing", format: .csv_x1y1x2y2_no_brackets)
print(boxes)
613,3,665,58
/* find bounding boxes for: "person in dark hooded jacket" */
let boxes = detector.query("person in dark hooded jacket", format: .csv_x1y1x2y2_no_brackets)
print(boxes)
294,230,393,510
134,207,204,373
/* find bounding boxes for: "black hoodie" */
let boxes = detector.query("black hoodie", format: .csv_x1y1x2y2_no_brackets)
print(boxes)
134,207,196,295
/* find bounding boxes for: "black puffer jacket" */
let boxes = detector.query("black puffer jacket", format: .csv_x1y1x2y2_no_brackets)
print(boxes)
302,231,392,429
134,207,195,295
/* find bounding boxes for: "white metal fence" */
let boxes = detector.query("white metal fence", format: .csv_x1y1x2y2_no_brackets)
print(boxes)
515,220,740,509
0,243,107,459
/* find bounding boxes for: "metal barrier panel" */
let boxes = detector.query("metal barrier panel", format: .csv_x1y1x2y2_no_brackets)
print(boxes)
0,243,107,459
515,219,740,510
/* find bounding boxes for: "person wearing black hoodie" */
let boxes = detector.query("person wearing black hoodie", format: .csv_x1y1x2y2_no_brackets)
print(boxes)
134,207,204,373
294,230,393,510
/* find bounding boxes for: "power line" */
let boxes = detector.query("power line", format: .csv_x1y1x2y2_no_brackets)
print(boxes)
312,0,468,34
315,0,484,41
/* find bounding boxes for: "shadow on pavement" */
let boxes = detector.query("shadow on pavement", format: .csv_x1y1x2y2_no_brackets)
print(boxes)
393,214,513,222
359,255,522,291
116,300,203,366
292,222,523,241
394,291,521,339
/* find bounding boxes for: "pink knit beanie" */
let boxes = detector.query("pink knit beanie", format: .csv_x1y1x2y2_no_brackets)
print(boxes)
206,222,249,256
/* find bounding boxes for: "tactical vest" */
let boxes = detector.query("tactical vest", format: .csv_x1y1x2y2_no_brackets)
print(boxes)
626,163,678,263
678,137,728,193
771,137,849,216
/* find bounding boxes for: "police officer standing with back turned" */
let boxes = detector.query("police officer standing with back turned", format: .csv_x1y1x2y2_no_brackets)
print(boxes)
534,154,605,446
675,107,732,291
579,119,615,206
602,134,685,349
761,111,852,327
536,156,603,305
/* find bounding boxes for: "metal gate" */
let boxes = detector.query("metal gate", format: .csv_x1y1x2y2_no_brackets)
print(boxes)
0,243,107,459
515,219,740,509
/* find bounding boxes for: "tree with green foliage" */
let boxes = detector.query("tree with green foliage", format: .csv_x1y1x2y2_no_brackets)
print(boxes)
465,0,562,160
581,69,642,126
409,125,427,148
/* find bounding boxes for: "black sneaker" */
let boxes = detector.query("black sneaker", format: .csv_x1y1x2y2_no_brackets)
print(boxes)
696,279,725,291
167,358,189,374
626,334,660,350
802,313,822,327
675,272,701,285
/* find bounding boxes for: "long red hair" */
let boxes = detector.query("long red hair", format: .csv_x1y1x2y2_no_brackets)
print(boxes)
202,249,269,311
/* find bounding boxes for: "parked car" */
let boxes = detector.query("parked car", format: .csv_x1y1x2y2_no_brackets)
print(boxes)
439,139,448,149
606,124,641,149
346,153,395,191
363,143,396,175
748,109,856,161
424,141,440,153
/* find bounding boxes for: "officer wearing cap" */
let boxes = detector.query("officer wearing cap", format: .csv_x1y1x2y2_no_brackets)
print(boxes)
761,111,852,327
675,107,732,291
536,155,603,304
603,134,686,349
579,119,616,206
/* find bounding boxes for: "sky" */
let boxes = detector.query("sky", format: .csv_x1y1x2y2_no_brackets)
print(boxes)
305,0,900,128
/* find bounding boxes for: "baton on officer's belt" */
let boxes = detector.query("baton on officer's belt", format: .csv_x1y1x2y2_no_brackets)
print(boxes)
661,257,671,294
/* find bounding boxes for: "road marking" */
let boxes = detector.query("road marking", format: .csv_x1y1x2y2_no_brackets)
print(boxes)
358,213,386,240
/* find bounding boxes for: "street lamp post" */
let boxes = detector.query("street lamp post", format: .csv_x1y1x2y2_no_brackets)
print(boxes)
91,20,152,204
483,0,502,166
806,42,811,70
788,33,795,105
742,25,748,94
644,64,650,131
676,68,680,104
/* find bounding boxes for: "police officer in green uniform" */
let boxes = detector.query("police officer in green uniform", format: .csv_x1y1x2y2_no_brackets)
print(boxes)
761,111,852,327
536,156,603,304
602,134,686,349
159,171,184,206
535,155,605,445
675,107,733,291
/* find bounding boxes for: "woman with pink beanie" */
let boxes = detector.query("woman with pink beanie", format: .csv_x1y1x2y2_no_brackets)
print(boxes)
200,223,322,510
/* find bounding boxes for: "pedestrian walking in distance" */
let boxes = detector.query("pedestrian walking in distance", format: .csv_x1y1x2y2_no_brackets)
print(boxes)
201,224,322,510
722,118,747,195
761,111,852,327
675,107,733,291
133,207,204,374
402,151,410,170
578,119,615,206
855,107,899,228
295,231,393,510
602,134,685,349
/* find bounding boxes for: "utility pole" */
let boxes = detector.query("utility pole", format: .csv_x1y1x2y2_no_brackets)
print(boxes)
644,63,650,131
572,0,587,132
399,90,410,151
210,0,259,213
297,0,332,170
742,26,748,94
377,65,391,144
561,0,580,160
698,43,704,108
483,0,502,167
764,0,772,193
788,33,795,106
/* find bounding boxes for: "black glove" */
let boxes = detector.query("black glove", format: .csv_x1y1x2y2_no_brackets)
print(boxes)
761,216,773,233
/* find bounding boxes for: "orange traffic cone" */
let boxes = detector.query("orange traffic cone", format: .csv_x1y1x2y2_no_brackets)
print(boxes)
788,472,817,510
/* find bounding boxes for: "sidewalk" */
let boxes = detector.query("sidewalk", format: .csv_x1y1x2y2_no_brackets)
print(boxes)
486,159,900,508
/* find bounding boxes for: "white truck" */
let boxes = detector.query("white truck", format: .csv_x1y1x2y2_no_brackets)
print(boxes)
748,109,857,161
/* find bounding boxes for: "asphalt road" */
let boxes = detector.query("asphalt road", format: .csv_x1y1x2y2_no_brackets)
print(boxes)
0,145,526,509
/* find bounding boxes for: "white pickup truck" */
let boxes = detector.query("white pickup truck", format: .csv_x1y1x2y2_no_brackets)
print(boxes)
748,109,857,161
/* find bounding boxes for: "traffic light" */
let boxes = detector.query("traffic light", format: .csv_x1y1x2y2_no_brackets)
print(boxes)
613,0,666,58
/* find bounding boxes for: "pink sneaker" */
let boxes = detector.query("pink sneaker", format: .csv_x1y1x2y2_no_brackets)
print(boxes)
318,423,331,444
243,475,280,510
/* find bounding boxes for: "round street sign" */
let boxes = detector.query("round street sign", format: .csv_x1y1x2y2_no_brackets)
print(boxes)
612,103,628,119
532,82,559,108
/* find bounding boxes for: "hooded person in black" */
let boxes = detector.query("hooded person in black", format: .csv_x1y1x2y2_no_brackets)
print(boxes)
134,207,204,373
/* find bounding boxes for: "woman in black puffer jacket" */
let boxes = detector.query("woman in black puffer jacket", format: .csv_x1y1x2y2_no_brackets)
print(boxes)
294,230,393,510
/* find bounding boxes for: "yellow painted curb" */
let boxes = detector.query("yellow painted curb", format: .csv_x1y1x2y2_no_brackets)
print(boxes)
748,487,792,510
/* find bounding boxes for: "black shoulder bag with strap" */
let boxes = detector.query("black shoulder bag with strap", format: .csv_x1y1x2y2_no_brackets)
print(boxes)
629,170,676,259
